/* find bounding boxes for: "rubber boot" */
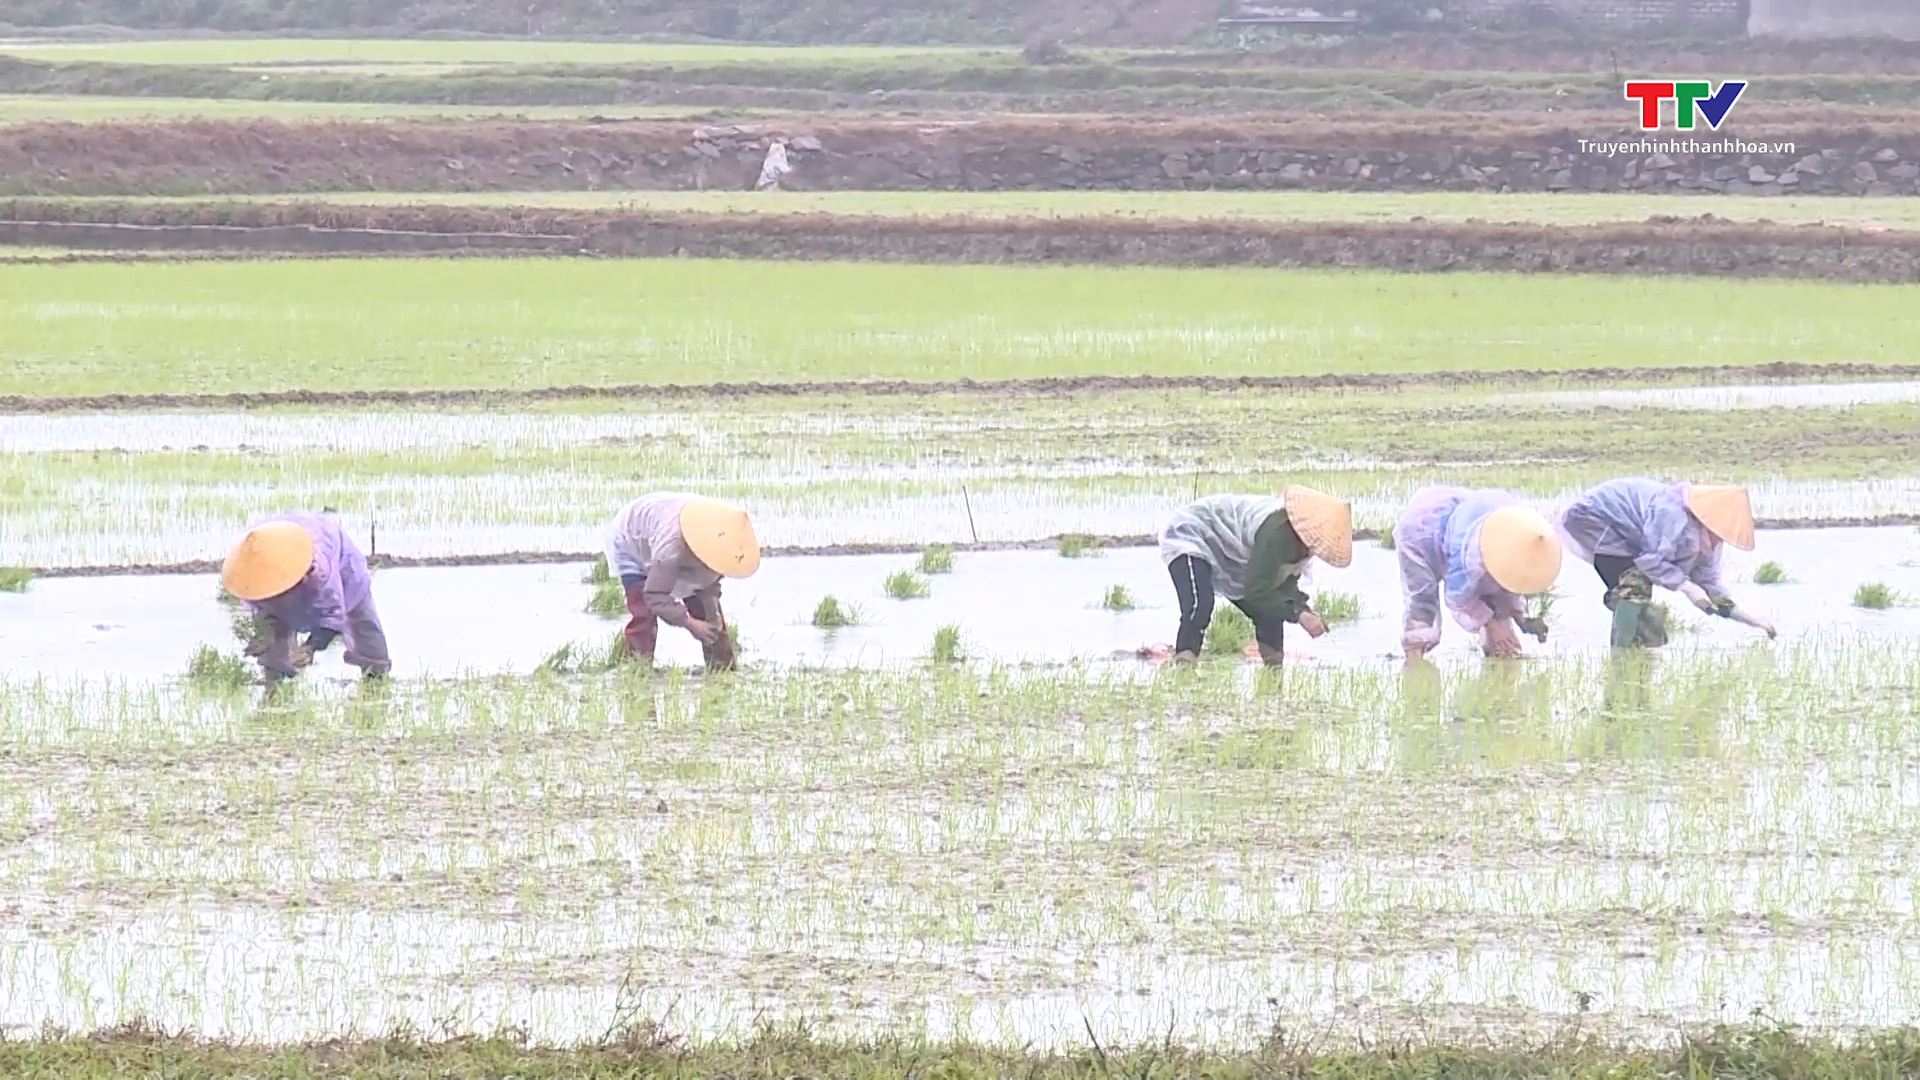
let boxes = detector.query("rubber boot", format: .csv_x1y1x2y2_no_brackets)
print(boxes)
1608,597,1644,649
1635,603,1669,648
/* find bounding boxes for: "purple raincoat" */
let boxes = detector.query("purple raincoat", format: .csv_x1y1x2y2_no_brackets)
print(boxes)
1397,486,1529,651
243,511,382,678
1557,478,1728,597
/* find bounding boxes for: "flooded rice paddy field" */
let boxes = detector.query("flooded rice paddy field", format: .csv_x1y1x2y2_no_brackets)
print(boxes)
2,637,1918,1047
3,526,1916,680
4,385,1919,567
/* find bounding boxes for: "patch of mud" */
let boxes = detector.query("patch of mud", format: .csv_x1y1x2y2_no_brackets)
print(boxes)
4,204,1916,282
6,362,1920,414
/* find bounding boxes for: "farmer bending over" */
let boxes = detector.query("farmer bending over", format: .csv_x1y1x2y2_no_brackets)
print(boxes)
606,492,759,672
222,511,391,687
1159,486,1353,667
1397,486,1564,662
1557,478,1775,648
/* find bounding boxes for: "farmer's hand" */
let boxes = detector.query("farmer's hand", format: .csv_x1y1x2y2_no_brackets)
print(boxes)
291,644,315,670
1298,612,1327,639
685,618,721,645
1678,581,1716,614
1482,620,1523,659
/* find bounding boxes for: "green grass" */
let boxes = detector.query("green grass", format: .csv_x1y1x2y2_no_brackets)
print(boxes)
811,595,861,628
0,567,33,592
883,569,930,599
1057,533,1102,558
150,188,1920,231
929,624,966,663
1202,604,1254,656
3,258,1909,397
915,544,955,574
1853,582,1909,609
534,631,630,675
182,643,253,690
0,93,732,122
1753,560,1792,585
0,39,982,67
1101,584,1136,611
585,577,626,618
1314,590,1362,624
581,554,611,584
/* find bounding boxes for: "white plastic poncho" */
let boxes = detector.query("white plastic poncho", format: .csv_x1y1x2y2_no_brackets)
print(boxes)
1557,477,1727,596
1158,494,1297,602
1397,486,1528,651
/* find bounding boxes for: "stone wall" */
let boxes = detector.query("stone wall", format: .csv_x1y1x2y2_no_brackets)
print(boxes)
1750,0,1920,39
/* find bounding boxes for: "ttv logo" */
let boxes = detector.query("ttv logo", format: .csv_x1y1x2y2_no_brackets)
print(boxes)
1624,80,1747,131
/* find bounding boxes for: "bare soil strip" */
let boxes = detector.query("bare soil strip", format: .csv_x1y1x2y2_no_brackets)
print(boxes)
23,515,1920,579
6,363,1920,413
4,207,1917,281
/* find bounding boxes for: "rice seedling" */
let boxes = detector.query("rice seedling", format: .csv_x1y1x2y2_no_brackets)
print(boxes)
1101,585,1136,611
884,570,931,600
1377,525,1397,551
1057,533,1102,558
811,596,862,629
535,632,630,676
1203,604,1255,656
1853,582,1909,610
3,637,1920,1051
586,577,627,618
916,544,956,575
215,582,244,608
582,554,612,584
0,567,32,592
1752,560,1792,585
1315,590,1363,625
929,624,967,664
1524,588,1560,623
182,645,252,690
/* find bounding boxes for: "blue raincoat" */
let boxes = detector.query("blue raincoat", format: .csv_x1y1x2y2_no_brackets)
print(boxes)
1557,478,1728,597
1398,486,1530,651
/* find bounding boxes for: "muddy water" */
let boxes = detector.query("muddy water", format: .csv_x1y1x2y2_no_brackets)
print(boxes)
2,526,1915,680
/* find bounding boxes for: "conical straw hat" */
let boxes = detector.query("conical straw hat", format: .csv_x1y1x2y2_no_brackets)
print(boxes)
1282,485,1353,568
680,497,761,579
1477,505,1563,594
1684,484,1755,551
221,521,315,601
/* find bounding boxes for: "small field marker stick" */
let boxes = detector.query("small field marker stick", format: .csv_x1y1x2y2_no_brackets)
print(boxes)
962,486,979,544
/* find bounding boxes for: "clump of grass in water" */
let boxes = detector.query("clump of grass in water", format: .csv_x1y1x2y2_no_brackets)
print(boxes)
0,567,32,593
1057,533,1102,558
1102,585,1136,611
585,577,626,618
884,570,931,600
1376,526,1396,551
1315,591,1362,625
536,632,628,676
184,645,252,690
1203,604,1255,656
930,624,966,663
582,554,612,585
1853,582,1909,610
1753,561,1792,585
916,544,955,575
812,596,861,629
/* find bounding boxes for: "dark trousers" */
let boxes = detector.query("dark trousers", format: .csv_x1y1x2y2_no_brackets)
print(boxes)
1168,555,1283,655
621,574,735,669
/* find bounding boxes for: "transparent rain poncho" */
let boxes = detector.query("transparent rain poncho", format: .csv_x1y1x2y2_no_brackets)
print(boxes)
1557,477,1728,596
1397,486,1529,651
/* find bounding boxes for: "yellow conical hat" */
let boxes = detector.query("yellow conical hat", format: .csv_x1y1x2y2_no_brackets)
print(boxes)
1477,505,1563,594
1282,485,1353,568
1684,484,1755,551
221,521,315,601
680,497,761,579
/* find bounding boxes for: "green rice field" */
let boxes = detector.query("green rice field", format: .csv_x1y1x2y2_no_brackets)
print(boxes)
0,93,740,122
1,258,1912,396
0,38,988,67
